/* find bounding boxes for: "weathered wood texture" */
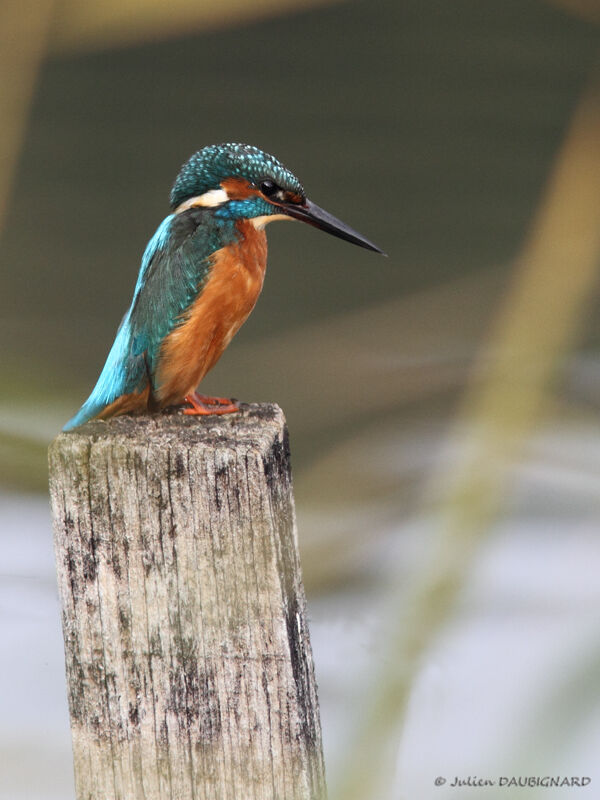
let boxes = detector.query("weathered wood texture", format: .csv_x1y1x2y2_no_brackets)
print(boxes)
48,404,325,800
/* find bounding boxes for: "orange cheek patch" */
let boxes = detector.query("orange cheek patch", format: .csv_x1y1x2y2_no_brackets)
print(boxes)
220,177,259,200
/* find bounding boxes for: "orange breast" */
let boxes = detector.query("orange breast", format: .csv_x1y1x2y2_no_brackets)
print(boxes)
156,220,268,407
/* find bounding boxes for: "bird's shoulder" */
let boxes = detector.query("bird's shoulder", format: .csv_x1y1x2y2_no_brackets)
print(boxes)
126,208,239,368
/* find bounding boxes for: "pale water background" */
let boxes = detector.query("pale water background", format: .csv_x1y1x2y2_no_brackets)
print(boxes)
2,395,600,799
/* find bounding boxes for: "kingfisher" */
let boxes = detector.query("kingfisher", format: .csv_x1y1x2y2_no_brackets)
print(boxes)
64,143,383,431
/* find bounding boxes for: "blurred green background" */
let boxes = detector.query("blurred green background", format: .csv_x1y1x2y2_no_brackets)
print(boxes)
1,1,600,798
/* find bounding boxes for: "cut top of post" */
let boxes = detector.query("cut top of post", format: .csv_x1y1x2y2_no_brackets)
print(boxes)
53,402,289,451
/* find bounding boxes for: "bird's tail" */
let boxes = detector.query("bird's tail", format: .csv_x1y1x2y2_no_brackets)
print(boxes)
63,398,111,431
62,314,146,431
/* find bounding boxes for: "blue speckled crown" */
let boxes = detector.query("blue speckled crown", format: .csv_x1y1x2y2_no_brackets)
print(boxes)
170,143,305,209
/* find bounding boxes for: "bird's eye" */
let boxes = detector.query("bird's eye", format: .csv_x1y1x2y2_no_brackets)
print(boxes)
260,180,278,197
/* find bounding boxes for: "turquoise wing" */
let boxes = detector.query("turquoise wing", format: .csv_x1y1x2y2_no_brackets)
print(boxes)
63,209,236,431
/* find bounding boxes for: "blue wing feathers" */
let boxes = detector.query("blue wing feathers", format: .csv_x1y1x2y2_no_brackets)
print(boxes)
63,209,239,431
62,218,174,432
131,214,174,304
62,314,146,431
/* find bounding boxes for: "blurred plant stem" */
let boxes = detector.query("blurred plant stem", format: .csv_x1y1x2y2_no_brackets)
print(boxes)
333,73,600,800
546,0,600,25
0,0,55,237
50,0,345,54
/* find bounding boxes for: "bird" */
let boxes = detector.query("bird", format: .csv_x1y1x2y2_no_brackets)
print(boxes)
63,143,384,431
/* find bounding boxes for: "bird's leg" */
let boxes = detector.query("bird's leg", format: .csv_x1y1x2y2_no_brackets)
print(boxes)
183,391,239,416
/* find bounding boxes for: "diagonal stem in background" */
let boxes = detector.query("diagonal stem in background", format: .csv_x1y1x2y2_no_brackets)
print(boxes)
0,0,55,238
333,70,600,800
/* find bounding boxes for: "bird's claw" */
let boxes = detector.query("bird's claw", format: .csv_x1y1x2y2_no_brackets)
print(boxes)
183,392,239,416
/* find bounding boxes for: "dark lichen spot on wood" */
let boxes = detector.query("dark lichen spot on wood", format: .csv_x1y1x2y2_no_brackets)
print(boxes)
82,524,99,583
169,627,201,727
214,464,229,512
243,402,278,424
86,658,106,690
159,717,169,746
285,595,316,749
263,428,291,494
214,482,222,512
282,426,291,472
167,523,177,540
133,450,146,473
140,535,157,575
119,606,130,634
261,668,272,721
174,452,185,478
129,701,140,727
149,628,163,658
195,665,222,742
83,552,97,583
111,548,122,579
65,545,79,600
162,471,178,539
90,713,101,735
65,649,87,725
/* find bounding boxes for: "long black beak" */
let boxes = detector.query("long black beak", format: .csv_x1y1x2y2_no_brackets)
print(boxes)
280,198,386,255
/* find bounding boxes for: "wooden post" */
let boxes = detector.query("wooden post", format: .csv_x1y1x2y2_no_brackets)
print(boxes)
48,403,326,800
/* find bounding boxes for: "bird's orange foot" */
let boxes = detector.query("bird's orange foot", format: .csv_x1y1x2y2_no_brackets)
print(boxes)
183,391,239,416
193,392,237,406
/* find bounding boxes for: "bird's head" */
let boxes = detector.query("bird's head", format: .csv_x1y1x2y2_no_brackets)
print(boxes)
170,143,384,254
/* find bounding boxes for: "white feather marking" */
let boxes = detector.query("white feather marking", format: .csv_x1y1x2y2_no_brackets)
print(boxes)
175,188,229,213
251,213,292,230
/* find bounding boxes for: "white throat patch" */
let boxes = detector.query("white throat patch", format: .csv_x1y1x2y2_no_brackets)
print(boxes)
175,188,229,213
251,213,292,230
